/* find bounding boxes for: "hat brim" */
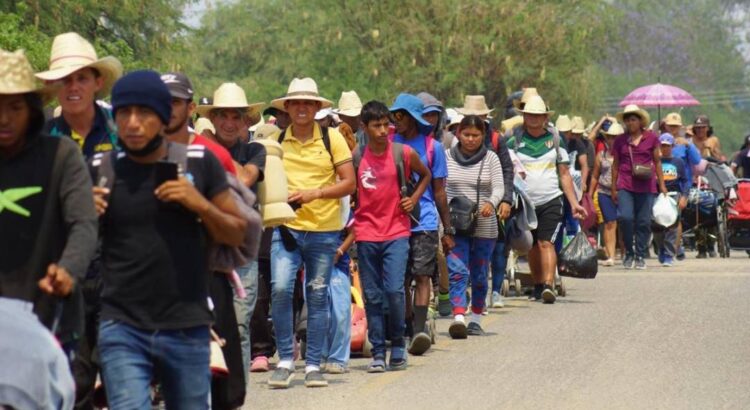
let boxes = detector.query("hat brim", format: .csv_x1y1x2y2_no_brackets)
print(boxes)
333,108,362,117
455,108,494,116
389,105,431,127
422,105,443,115
664,121,682,126
0,82,60,105
616,110,650,126
196,102,265,118
270,96,333,112
520,109,555,116
36,56,123,98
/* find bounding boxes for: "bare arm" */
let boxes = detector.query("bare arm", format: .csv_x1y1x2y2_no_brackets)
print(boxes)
242,163,261,188
559,163,587,219
610,151,620,202
589,153,601,196
578,153,590,192
408,149,431,206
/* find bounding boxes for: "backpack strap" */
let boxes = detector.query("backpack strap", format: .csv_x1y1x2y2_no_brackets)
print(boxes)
392,142,406,191
278,125,334,164
425,136,434,169
351,144,366,208
550,127,563,164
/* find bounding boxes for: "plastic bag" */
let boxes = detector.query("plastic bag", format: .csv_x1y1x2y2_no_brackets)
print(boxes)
652,194,678,228
558,232,598,279
507,216,533,255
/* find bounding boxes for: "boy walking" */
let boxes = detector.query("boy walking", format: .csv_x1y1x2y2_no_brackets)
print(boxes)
655,134,689,267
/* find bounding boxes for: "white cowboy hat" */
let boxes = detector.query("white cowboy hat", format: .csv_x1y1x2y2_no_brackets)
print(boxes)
556,115,572,132
194,117,215,135
35,32,122,97
520,95,554,115
333,90,363,117
616,104,650,127
271,77,333,111
520,87,539,104
571,116,586,134
604,122,624,136
0,49,58,103
195,82,265,118
456,95,494,116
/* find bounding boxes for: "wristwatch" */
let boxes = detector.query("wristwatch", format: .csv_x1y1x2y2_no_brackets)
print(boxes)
444,226,456,236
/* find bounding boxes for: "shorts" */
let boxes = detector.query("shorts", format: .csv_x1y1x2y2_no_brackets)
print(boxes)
597,192,618,223
406,231,439,279
531,196,563,244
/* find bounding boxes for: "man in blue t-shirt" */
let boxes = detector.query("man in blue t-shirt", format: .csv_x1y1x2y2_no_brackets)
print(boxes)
390,93,453,356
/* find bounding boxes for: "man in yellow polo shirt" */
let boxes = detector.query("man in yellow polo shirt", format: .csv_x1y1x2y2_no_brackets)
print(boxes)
267,78,356,389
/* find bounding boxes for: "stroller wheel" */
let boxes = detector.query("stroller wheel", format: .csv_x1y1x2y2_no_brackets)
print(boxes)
501,278,509,297
514,279,523,297
558,280,567,297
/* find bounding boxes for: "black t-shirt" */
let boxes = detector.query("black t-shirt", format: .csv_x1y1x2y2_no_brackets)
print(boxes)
732,148,750,178
99,147,228,330
228,141,266,192
567,137,588,171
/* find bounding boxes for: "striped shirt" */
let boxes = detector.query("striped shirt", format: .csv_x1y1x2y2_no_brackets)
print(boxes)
445,149,505,239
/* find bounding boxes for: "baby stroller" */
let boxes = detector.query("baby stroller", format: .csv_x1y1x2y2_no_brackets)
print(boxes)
727,179,750,255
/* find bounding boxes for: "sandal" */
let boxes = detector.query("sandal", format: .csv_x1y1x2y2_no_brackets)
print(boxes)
367,358,386,373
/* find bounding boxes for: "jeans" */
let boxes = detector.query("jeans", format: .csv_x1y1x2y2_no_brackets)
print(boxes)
617,190,656,258
321,266,351,366
233,260,259,376
447,236,496,315
357,238,410,359
250,258,275,359
270,228,339,367
491,241,507,293
98,320,210,410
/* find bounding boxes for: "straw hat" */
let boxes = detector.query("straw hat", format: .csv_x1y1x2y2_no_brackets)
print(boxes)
456,95,494,116
571,116,586,134
664,112,682,126
556,115,572,132
314,107,334,121
253,123,281,140
333,90,363,117
520,87,539,104
0,49,57,103
194,117,215,135
616,104,650,127
195,83,264,118
520,95,554,115
271,77,332,111
35,32,122,97
604,122,624,136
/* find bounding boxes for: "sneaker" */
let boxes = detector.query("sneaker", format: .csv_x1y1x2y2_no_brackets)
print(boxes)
268,367,294,389
661,256,673,267
467,322,485,336
407,332,431,356
388,348,408,371
623,255,635,269
676,248,686,261
529,284,543,301
600,258,615,267
542,286,556,304
437,293,451,317
324,363,347,374
366,358,386,373
448,319,467,339
304,370,328,388
491,291,505,308
250,356,270,373
635,257,646,270
708,250,717,258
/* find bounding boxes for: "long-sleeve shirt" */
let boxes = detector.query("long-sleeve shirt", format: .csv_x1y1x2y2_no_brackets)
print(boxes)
445,149,504,239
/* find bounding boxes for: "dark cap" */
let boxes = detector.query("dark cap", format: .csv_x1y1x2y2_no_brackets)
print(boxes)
693,115,710,127
160,72,194,100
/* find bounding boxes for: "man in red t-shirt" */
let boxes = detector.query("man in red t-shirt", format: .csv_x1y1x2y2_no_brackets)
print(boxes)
353,101,431,372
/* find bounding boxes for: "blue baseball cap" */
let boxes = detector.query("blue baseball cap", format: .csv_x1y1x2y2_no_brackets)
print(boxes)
390,93,430,127
659,133,675,145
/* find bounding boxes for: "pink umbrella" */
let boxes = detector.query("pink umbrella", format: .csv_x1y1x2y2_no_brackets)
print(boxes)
619,83,700,122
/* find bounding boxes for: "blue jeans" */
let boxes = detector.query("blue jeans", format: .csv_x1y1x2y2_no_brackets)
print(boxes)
98,320,210,409
234,260,259,376
617,190,656,258
447,236,495,315
270,228,339,366
321,266,351,366
357,238,410,359
491,241,506,293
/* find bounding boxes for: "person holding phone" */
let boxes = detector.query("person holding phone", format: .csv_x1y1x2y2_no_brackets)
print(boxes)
92,70,247,408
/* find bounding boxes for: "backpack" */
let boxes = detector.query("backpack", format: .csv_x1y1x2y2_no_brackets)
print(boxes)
352,143,420,226
388,128,434,169
92,143,262,271
277,125,333,162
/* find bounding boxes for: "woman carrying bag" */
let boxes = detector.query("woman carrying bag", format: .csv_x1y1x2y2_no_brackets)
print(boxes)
611,105,667,270
444,115,504,338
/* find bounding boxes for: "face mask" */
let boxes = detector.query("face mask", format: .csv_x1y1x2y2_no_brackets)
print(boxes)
118,135,163,157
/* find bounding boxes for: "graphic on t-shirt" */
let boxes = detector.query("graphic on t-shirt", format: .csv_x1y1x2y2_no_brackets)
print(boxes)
662,162,678,182
360,167,377,190
0,186,42,217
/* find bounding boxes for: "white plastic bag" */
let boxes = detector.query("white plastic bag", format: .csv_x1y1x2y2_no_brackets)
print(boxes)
652,194,678,227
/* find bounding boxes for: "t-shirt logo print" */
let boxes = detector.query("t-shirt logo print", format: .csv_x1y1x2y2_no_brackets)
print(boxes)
360,167,377,190
0,186,42,217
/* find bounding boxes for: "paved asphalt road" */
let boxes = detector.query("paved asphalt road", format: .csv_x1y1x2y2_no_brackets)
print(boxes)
244,252,750,410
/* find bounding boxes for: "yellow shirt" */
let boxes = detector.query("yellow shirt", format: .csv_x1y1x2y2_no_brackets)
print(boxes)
281,124,352,232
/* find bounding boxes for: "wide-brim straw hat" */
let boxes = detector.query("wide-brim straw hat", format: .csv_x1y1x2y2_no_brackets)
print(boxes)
456,95,494,116
0,49,58,103
604,122,624,136
333,90,363,117
571,116,586,134
35,32,122,97
616,104,650,127
271,77,332,111
556,115,572,132
195,82,265,118
520,95,554,115
520,87,539,104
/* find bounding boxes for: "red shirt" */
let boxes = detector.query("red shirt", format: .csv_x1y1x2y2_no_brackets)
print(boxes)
193,134,236,175
354,141,413,242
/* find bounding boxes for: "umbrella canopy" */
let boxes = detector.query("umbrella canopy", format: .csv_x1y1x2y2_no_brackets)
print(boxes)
619,83,700,107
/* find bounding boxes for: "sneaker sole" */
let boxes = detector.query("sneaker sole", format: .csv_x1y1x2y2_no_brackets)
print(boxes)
448,322,467,339
492,302,504,308
408,334,431,356
305,380,329,388
542,290,556,304
388,361,408,371
268,373,294,389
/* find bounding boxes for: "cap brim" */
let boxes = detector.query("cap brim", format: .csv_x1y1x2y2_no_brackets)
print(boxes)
168,90,193,100
422,106,442,114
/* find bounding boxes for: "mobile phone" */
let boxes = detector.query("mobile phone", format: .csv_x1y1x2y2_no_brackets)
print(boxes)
289,200,302,211
155,160,179,186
